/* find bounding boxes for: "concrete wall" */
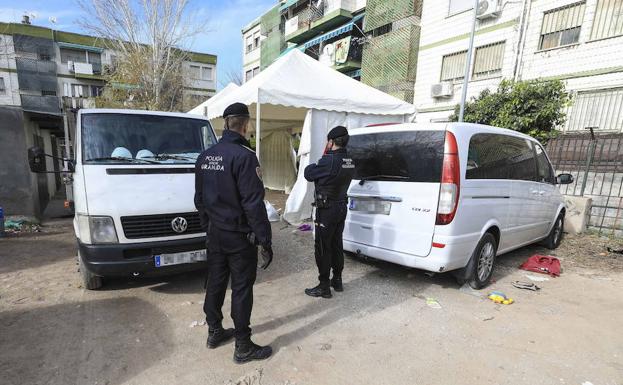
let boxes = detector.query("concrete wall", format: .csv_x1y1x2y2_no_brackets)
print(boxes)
0,107,37,216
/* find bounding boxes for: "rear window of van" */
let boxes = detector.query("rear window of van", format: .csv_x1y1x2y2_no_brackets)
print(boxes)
348,131,445,183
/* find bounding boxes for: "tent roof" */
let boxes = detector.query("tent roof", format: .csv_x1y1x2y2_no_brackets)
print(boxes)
201,50,415,120
188,82,239,116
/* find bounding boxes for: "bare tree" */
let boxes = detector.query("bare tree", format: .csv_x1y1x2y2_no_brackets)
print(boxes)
220,69,244,88
78,0,206,111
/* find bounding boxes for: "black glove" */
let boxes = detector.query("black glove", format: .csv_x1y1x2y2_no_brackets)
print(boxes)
259,244,273,270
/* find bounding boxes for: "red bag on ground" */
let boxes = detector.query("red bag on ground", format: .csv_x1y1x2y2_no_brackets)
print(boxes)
520,255,561,277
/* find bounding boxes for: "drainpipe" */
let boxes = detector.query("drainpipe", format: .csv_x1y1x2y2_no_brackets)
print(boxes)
513,0,531,81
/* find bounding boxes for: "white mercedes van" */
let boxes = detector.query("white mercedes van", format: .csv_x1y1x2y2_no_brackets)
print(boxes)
344,123,573,288
30,109,217,289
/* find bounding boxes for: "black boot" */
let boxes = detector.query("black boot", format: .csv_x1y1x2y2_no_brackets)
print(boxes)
305,284,332,298
233,339,273,364
331,277,343,292
206,327,234,349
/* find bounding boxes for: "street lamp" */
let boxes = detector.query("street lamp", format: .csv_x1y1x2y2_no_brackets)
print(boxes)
458,0,480,122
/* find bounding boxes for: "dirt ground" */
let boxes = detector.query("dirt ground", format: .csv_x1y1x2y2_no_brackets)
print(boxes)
1,214,622,385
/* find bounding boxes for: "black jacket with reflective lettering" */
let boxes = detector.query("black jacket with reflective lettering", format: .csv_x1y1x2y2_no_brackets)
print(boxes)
194,130,271,246
304,148,355,202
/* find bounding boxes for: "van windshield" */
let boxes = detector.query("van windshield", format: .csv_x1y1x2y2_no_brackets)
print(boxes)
349,131,445,183
82,113,216,164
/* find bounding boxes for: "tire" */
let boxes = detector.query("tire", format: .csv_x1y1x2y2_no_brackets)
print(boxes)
78,252,103,290
542,213,564,250
465,233,498,290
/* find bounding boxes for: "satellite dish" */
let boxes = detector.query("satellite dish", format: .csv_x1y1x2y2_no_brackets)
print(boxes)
477,0,489,16
49,17,57,24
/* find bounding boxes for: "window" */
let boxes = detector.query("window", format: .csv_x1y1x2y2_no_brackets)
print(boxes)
253,31,260,48
189,65,201,79
441,50,467,81
372,23,393,38
539,2,586,50
563,88,623,132
252,67,260,77
87,51,102,65
534,144,555,184
91,85,104,97
591,0,623,40
0,77,5,95
201,66,213,81
245,70,253,82
60,48,87,63
473,41,505,79
449,0,473,15
246,36,253,53
41,90,57,96
348,131,446,183
467,134,537,181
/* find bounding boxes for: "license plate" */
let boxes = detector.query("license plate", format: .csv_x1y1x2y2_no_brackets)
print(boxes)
349,198,391,215
154,249,207,267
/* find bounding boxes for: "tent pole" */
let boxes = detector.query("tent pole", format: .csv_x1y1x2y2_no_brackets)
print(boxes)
255,96,261,162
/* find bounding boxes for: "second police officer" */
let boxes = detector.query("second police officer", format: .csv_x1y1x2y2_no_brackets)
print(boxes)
304,126,355,298
194,102,274,364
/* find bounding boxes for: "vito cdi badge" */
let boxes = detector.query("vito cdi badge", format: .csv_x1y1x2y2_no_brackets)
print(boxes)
343,123,573,289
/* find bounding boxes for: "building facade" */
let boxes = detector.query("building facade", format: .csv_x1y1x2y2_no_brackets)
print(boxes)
414,0,623,133
242,0,423,102
242,18,262,82
0,21,217,218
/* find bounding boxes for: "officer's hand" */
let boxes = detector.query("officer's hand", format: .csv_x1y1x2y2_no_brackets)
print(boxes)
260,244,273,270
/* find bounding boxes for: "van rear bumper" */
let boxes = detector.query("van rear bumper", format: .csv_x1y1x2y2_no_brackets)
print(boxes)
343,237,475,273
78,237,208,277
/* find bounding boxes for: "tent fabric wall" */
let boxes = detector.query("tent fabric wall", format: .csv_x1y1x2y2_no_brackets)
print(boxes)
283,109,409,224
260,131,297,192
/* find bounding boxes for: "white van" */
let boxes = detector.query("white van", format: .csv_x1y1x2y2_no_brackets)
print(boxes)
29,109,217,289
344,123,573,288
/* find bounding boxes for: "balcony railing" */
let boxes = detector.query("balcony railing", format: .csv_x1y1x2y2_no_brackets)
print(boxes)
62,96,96,110
283,0,353,44
21,95,61,115
15,57,56,75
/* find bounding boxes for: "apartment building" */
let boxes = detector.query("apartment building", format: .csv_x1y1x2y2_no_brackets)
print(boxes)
0,20,217,217
414,0,623,133
242,18,262,82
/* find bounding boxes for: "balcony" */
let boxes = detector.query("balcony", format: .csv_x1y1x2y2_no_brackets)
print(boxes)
15,57,57,75
67,61,104,80
62,96,96,110
283,0,354,44
21,95,61,115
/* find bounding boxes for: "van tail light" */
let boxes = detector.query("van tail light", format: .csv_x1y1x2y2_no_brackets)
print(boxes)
436,131,460,225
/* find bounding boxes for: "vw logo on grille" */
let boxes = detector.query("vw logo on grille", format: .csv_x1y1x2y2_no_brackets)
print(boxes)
171,217,188,233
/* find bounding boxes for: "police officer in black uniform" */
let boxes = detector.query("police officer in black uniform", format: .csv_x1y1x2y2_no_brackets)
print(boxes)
304,126,355,298
194,102,273,364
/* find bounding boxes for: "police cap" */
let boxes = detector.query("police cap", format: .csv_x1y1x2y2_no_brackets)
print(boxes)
327,126,348,140
223,102,250,118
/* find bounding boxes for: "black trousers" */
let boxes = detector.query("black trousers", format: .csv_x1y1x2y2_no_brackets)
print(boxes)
314,204,347,286
203,227,258,341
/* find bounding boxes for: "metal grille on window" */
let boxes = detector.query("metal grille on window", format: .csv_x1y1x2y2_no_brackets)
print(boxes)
591,0,623,40
189,65,201,80
562,88,623,133
539,2,586,50
0,77,5,94
441,51,467,82
473,41,505,80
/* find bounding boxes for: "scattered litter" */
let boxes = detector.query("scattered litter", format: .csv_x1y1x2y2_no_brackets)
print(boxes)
297,224,312,232
227,368,263,385
607,247,623,255
520,255,561,277
320,343,332,351
488,291,514,305
3,219,41,234
189,320,206,328
511,281,540,291
483,316,495,321
265,201,281,222
581,382,594,385
426,298,442,309
460,283,485,298
525,274,549,282
181,301,193,306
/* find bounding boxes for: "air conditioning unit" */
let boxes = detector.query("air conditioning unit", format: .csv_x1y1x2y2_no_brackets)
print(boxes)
67,60,74,72
431,82,454,98
477,0,501,20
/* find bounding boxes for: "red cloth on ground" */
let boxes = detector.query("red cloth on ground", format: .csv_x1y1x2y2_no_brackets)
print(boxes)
520,255,561,277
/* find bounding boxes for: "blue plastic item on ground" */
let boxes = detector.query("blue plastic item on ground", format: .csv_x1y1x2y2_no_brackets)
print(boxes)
0,207,4,237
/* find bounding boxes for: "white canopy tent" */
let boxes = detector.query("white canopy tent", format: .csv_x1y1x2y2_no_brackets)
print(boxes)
188,82,239,119
189,49,416,224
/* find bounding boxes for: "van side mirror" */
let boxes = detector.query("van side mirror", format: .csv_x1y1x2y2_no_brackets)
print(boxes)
27,146,46,173
556,173,574,185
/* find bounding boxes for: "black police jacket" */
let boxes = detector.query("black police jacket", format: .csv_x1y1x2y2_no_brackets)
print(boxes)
194,130,271,246
304,148,355,202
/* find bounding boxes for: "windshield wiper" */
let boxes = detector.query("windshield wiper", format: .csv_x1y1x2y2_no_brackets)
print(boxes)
86,156,160,164
358,175,409,185
140,153,197,161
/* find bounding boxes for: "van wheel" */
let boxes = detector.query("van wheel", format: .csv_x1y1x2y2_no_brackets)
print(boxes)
466,233,497,290
542,214,564,250
79,252,103,290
